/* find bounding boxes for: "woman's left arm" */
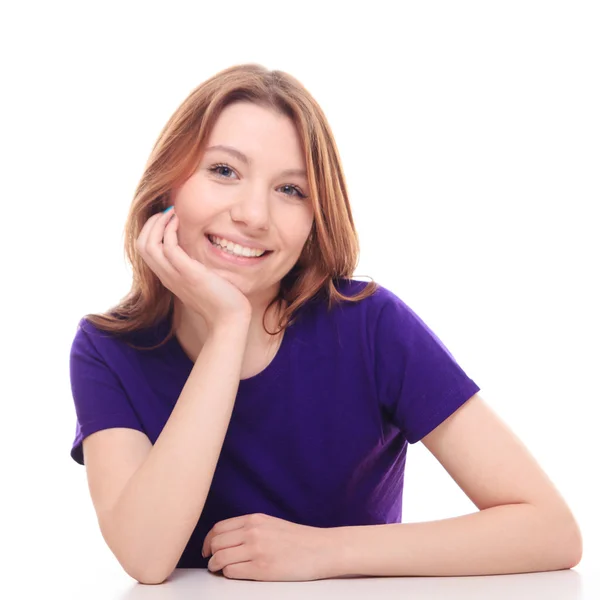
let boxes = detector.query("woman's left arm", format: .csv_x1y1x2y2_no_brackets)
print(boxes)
326,393,583,578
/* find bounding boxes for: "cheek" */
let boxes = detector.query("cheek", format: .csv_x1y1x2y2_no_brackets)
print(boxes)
175,203,218,233
173,178,216,217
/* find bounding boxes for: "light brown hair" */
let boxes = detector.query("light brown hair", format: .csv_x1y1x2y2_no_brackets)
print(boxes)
82,63,378,350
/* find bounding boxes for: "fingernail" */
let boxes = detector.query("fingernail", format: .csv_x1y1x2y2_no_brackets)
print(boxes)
162,206,174,214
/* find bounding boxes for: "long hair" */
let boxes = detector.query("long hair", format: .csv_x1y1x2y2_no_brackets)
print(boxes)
82,63,379,350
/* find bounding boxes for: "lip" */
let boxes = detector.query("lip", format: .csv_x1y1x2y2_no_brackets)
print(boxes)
207,232,271,252
205,234,273,266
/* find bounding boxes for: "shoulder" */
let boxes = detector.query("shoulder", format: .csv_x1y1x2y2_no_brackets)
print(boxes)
309,278,411,340
331,278,412,325
330,278,398,311
74,315,167,347
71,316,163,368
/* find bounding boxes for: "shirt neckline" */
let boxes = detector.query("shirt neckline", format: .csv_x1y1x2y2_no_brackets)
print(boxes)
168,314,297,387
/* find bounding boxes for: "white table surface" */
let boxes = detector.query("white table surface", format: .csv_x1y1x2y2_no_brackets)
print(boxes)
34,564,597,599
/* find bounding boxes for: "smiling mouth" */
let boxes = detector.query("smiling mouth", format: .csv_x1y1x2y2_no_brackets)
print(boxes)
205,234,274,259
206,234,272,254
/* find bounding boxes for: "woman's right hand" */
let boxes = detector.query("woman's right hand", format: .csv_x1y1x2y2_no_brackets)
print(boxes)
136,207,253,332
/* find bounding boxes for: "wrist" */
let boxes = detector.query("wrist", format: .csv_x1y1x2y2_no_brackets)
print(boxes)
318,526,354,580
211,315,251,337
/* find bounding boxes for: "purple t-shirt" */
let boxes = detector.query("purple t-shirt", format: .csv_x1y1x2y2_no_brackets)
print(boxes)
69,279,480,569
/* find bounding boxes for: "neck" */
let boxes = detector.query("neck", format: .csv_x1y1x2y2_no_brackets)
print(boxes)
172,293,285,350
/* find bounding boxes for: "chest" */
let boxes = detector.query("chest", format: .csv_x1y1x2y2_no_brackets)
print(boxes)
239,335,283,380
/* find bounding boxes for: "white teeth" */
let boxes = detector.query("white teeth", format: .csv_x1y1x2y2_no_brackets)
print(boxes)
208,235,267,257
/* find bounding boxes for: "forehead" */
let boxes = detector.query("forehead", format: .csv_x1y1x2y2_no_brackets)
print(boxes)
205,102,306,166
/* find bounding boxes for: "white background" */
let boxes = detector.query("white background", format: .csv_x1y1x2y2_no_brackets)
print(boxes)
1,0,598,597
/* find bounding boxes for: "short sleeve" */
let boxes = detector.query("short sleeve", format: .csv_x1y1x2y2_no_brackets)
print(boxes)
374,294,481,444
69,320,146,465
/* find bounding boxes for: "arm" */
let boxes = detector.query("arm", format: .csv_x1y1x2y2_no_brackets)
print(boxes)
328,503,581,577
99,319,250,584
328,393,582,577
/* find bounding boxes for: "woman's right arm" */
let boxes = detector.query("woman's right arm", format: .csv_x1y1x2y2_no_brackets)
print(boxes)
85,318,250,584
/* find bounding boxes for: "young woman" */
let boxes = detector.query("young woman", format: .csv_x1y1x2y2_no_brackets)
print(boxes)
69,63,582,584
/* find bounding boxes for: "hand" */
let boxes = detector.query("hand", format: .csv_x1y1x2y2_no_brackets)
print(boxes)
136,208,252,332
202,513,335,581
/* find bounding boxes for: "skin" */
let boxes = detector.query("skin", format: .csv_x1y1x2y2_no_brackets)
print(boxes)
169,101,315,368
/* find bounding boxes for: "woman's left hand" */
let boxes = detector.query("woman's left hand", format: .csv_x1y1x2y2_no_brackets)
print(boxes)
202,513,337,581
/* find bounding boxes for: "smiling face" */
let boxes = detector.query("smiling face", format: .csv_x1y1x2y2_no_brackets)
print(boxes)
170,101,315,305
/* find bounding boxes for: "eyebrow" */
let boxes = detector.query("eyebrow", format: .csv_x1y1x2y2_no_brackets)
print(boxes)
205,144,308,179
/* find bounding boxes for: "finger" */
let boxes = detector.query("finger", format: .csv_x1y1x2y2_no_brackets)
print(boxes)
203,519,247,557
208,538,251,572
149,207,176,247
150,211,183,276
161,213,204,276
141,211,181,280
202,532,211,558
218,560,253,580
214,515,250,531
136,209,172,250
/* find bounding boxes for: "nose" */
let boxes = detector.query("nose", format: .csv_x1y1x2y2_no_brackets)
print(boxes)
229,185,270,230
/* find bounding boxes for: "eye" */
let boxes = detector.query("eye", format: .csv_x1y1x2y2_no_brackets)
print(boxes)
207,163,308,199
279,184,308,199
208,163,236,179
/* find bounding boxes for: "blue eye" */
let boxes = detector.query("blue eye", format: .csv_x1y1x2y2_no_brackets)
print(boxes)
209,164,235,179
208,163,308,199
278,184,308,199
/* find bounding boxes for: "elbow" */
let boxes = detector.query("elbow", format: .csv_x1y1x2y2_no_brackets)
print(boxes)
122,551,175,584
128,564,173,585
564,517,583,569
124,548,179,584
134,575,169,586
99,513,175,584
530,502,583,571
549,507,583,570
109,539,174,584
